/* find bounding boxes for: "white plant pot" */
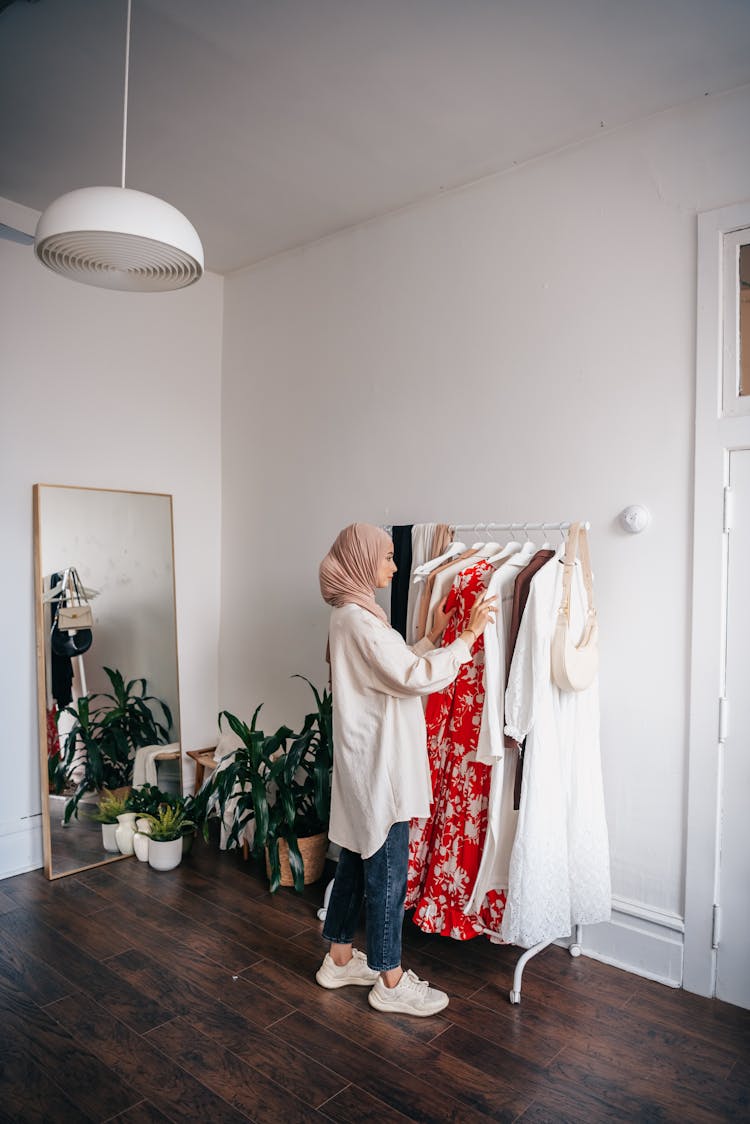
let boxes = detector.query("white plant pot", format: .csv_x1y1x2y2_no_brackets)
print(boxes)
133,818,152,862
101,823,119,852
115,812,138,855
147,836,182,871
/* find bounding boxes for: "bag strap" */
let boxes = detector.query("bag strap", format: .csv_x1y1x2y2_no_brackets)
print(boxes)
66,567,88,607
558,522,596,622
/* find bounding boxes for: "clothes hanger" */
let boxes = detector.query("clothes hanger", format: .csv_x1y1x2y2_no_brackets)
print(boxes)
486,535,522,565
412,541,466,579
473,540,502,558
43,568,100,603
540,523,552,550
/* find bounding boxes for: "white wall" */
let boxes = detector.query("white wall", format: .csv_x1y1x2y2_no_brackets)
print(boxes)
220,86,750,984
0,240,224,878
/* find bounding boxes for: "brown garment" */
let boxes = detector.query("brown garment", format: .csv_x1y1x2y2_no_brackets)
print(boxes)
504,549,556,808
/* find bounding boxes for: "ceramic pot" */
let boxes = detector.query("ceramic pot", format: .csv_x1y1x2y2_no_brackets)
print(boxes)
114,812,138,855
133,818,152,862
148,836,182,871
101,823,119,853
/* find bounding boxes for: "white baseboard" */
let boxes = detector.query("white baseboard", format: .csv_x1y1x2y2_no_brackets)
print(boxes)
575,895,684,988
0,814,44,881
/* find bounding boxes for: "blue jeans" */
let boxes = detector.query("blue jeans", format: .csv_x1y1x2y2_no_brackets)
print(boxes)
322,820,409,972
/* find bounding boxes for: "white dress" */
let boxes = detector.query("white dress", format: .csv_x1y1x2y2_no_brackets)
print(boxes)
464,547,535,915
500,552,611,948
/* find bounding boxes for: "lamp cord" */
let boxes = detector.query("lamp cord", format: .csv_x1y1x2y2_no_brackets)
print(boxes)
121,0,131,189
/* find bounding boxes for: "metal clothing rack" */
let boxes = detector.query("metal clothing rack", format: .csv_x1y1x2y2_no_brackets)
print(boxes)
451,520,589,535
319,517,591,1004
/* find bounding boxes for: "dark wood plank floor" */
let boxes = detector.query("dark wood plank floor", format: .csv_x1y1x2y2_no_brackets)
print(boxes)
0,838,747,1123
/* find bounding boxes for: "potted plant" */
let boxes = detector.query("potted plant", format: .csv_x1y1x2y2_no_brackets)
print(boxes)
203,676,332,892
129,783,201,855
144,804,194,871
57,667,174,823
91,788,130,852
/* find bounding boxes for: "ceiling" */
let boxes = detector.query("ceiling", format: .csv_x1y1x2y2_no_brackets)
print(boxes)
2,0,750,276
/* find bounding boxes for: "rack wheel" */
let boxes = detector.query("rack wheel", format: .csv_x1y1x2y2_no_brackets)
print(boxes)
316,906,328,921
570,944,582,957
509,989,521,1005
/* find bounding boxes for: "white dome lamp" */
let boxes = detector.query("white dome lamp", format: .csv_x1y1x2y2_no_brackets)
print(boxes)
34,0,203,292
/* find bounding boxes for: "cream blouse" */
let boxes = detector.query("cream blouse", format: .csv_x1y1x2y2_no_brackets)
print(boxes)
327,603,472,858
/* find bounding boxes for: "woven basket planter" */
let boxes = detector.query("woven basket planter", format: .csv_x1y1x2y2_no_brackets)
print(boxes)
265,831,328,886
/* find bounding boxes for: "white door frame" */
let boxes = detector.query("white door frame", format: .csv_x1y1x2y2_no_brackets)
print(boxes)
684,198,750,996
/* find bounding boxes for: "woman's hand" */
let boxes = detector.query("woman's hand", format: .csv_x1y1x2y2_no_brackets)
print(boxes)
430,597,456,644
461,592,497,648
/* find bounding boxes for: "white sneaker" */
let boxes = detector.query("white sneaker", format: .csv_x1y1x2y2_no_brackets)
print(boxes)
368,968,449,1016
316,949,380,989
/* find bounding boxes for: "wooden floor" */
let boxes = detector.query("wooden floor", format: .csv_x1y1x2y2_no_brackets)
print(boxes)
0,839,748,1123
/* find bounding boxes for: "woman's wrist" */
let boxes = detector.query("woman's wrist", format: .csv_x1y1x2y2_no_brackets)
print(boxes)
462,628,476,647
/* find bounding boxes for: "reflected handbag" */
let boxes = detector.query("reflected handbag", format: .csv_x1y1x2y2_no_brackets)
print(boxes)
51,568,94,657
550,522,599,692
57,603,93,630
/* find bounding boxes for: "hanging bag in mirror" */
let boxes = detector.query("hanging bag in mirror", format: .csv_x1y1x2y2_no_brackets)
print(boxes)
51,568,94,657
550,522,599,692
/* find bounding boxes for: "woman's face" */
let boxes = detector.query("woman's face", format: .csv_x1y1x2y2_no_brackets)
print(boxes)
375,542,397,588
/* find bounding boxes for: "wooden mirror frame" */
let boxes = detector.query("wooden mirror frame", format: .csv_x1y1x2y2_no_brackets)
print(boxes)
33,483,182,879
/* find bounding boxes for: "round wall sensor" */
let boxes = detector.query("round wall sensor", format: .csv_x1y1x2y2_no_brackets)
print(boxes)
619,505,651,534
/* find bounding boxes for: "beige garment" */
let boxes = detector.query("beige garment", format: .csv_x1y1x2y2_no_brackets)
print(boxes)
327,604,472,858
415,548,480,641
406,524,454,645
429,523,454,560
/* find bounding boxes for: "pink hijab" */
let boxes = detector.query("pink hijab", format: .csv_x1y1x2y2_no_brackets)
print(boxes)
319,523,392,624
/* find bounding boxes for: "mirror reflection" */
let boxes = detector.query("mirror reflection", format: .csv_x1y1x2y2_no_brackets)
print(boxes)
34,485,182,879
740,242,749,397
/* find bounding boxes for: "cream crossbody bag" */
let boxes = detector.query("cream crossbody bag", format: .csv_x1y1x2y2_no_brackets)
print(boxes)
550,522,599,692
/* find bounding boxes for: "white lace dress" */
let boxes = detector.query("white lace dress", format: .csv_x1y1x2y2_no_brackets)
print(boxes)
500,552,611,948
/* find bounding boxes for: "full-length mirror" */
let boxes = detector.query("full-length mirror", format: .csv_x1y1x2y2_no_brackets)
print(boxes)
33,484,182,879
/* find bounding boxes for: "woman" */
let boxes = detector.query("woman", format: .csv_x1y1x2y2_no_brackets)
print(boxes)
316,522,495,1016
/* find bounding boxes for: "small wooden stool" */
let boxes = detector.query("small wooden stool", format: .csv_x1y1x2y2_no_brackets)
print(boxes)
185,747,218,794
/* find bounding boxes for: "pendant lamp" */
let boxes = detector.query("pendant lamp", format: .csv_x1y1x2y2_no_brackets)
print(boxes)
34,0,203,292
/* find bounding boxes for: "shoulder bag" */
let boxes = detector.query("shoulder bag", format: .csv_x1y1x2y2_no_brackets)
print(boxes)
51,568,94,656
550,522,599,692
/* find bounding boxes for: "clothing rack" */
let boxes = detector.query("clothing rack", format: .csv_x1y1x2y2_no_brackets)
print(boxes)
451,520,589,534
320,517,593,1004
448,519,590,1000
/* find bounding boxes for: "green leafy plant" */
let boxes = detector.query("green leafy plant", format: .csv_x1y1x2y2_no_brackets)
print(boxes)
90,789,130,824
145,804,194,842
202,676,332,893
128,783,182,817
58,667,173,823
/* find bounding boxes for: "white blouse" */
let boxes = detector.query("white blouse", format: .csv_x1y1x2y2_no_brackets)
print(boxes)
327,604,472,858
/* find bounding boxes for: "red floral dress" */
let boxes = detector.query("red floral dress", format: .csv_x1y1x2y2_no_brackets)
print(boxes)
406,559,507,938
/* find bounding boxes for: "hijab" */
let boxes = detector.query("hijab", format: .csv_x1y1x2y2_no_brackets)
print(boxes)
319,522,392,625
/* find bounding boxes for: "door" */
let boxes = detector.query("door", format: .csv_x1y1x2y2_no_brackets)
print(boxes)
716,449,750,1007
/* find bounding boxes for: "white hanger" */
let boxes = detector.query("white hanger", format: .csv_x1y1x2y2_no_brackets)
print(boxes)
486,540,522,565
412,541,467,580
473,541,502,558
43,568,99,603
